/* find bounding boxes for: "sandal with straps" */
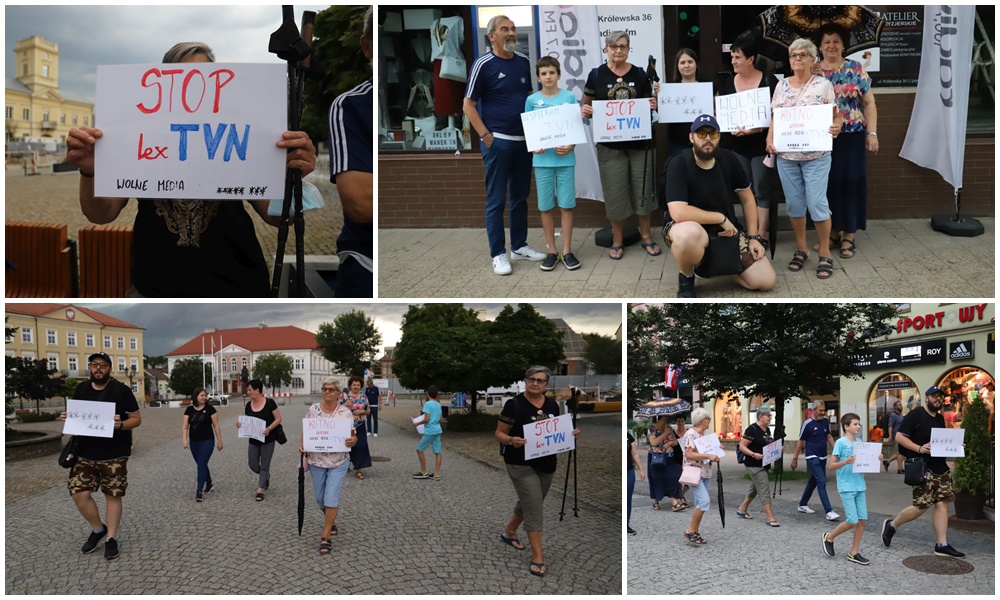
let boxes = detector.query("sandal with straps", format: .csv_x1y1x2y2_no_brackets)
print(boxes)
788,250,808,272
684,531,707,545
319,537,332,555
816,256,834,280
839,238,857,259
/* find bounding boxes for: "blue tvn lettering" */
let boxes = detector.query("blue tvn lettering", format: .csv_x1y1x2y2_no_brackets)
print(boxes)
169,123,251,161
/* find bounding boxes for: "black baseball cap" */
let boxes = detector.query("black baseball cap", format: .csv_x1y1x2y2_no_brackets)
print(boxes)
87,352,112,365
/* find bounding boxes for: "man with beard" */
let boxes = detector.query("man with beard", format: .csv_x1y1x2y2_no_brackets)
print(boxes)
883,399,906,473
881,386,966,557
661,114,775,298
464,15,547,276
60,352,141,560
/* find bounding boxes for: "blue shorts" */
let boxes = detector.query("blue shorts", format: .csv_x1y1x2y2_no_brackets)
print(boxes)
691,476,711,511
534,166,576,211
416,433,442,454
839,490,868,524
310,461,349,510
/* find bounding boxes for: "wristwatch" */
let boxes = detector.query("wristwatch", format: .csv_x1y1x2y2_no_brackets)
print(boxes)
748,235,763,242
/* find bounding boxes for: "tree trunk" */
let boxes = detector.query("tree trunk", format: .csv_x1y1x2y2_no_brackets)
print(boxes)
469,390,479,415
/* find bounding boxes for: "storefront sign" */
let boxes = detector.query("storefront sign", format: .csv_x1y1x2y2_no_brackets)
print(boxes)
94,63,287,200
851,442,882,473
772,104,834,152
525,414,575,460
658,82,714,124
520,102,587,151
302,416,351,452
426,130,459,151
849,6,924,87
854,338,947,370
930,427,965,457
949,340,975,360
895,304,987,334
877,380,915,391
714,87,771,132
592,99,652,142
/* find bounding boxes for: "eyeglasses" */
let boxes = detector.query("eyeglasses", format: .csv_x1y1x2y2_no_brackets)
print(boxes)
526,377,549,385
321,387,338,392
89,362,111,369
694,130,720,140
789,52,812,60
608,44,630,51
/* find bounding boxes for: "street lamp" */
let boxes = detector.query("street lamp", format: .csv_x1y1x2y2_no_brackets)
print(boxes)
124,365,137,392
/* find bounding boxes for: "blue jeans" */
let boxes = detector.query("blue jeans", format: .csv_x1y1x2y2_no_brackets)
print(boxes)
481,137,531,258
366,406,378,435
189,439,214,492
776,155,831,220
310,460,350,509
799,457,833,513
331,255,373,298
627,469,636,526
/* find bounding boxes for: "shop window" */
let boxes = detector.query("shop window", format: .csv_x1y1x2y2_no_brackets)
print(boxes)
936,366,995,429
712,392,743,440
867,373,919,440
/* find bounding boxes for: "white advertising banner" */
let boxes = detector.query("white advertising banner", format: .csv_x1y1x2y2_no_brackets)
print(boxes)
772,104,835,153
658,82,715,124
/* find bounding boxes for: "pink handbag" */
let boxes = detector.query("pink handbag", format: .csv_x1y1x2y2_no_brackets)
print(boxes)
679,464,702,486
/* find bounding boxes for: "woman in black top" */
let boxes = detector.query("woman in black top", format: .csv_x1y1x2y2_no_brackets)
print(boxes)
736,405,779,525
494,366,580,577
238,379,282,501
667,48,704,158
182,387,223,502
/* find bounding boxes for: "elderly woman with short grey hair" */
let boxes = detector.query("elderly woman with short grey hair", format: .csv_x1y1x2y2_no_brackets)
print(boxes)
736,405,780,526
680,407,720,545
581,31,660,261
494,366,580,577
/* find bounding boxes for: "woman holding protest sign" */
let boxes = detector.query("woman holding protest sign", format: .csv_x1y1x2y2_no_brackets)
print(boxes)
736,405,780,526
681,408,721,545
581,31,660,261
495,366,580,577
300,377,357,555
63,41,317,298
814,23,878,260
765,38,842,280
181,387,223,502
237,378,282,502
343,375,372,480
647,415,686,511
665,48,704,158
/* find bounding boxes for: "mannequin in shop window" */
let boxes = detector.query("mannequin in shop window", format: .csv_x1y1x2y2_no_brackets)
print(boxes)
431,14,467,144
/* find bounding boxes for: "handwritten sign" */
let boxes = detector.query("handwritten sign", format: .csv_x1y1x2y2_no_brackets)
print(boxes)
302,417,351,452
851,442,882,473
657,82,714,124
714,88,772,132
592,99,652,143
762,439,783,466
693,432,726,458
520,103,587,151
238,415,266,443
412,415,425,435
931,427,965,457
525,414,575,460
94,63,287,200
772,104,835,153
63,399,116,438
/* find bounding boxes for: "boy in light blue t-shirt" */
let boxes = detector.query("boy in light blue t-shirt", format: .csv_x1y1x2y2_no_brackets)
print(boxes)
524,56,580,273
822,413,882,565
413,385,443,480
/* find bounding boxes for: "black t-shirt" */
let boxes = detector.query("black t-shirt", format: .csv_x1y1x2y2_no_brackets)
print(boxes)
73,379,140,461
132,199,269,297
245,397,279,446
897,407,949,474
499,393,562,473
627,432,635,471
716,72,780,158
584,63,655,151
663,149,751,231
185,404,218,442
741,422,773,470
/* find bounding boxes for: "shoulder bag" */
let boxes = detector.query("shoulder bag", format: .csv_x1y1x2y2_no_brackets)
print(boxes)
679,464,702,486
650,452,668,467
439,56,467,82
694,232,745,277
903,456,927,486
58,436,80,468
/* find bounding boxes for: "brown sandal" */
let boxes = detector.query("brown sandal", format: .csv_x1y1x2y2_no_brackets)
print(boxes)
356,471,365,480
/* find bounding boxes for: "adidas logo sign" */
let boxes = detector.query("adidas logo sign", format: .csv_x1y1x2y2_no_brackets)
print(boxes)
498,72,506,79
950,342,972,359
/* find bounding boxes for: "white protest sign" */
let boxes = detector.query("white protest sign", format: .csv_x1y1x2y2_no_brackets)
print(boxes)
851,442,882,473
412,415,425,435
520,103,587,151
657,82,714,124
94,63,287,200
931,427,965,457
238,415,266,443
693,432,726,458
714,88,772,132
772,104,835,153
373,378,389,389
63,399,117,438
592,99,652,143
302,417,351,452
525,414,575,460
762,439,783,466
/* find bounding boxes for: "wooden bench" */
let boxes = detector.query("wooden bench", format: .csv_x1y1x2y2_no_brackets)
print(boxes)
5,221,77,297
78,224,133,297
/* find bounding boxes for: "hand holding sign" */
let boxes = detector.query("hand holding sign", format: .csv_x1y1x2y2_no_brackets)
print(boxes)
525,414,575,460
63,399,117,438
302,417,351,452
930,428,965,457
237,415,267,443
592,99,652,143
693,433,726,458
851,442,882,473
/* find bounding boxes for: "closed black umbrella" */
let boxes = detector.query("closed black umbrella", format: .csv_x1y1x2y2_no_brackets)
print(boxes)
297,454,306,536
716,463,726,529
759,5,886,55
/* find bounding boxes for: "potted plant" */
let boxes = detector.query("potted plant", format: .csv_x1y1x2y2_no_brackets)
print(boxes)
951,393,992,520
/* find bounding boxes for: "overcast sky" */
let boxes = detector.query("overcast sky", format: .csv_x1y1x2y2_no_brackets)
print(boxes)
81,302,623,356
6,5,335,103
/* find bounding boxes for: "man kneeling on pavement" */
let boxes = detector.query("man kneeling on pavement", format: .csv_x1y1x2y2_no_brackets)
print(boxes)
661,114,776,298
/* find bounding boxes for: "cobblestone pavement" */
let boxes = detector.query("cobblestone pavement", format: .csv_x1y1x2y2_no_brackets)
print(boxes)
5,397,621,594
378,218,995,298
626,447,995,594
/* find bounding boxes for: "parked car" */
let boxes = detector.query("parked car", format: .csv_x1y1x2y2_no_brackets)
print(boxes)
207,392,230,406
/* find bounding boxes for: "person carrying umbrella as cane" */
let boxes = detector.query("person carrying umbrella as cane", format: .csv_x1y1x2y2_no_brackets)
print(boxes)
680,408,721,545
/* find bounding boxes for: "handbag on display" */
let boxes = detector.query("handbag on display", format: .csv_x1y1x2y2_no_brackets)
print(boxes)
439,56,467,82
679,464,703,486
903,456,927,486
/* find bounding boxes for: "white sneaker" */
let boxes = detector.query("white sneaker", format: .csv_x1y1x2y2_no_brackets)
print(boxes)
367,432,372,437
510,245,546,262
797,505,815,514
373,433,378,438
492,254,512,275
826,511,841,521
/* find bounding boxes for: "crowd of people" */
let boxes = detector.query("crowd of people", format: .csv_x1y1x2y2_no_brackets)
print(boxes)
465,17,879,298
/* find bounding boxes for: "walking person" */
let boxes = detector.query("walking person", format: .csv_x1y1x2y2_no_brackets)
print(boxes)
627,430,646,535
791,400,840,520
181,387,223,502
60,352,141,560
880,387,966,557
238,379,282,501
364,378,380,438
823,413,882,565
883,400,906,473
301,377,357,554
344,375,372,480
495,366,581,577
646,415,685,511
412,385,444,480
736,406,780,526
681,408,721,545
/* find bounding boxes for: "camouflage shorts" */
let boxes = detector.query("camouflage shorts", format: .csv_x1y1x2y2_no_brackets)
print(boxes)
912,470,953,509
68,457,129,497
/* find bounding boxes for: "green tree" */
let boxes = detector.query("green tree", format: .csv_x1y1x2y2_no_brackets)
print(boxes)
582,333,622,375
394,304,564,414
143,354,166,370
253,353,294,395
315,310,382,377
627,305,668,413
953,393,993,496
169,357,211,399
5,356,66,413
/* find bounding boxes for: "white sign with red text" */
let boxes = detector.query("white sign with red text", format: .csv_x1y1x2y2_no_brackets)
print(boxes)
525,414,575,460
592,99,652,143
302,417,351,453
772,104,835,152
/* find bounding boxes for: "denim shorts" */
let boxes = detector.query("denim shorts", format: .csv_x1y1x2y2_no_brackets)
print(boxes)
310,461,349,510
534,166,576,211
691,476,711,511
839,490,868,523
